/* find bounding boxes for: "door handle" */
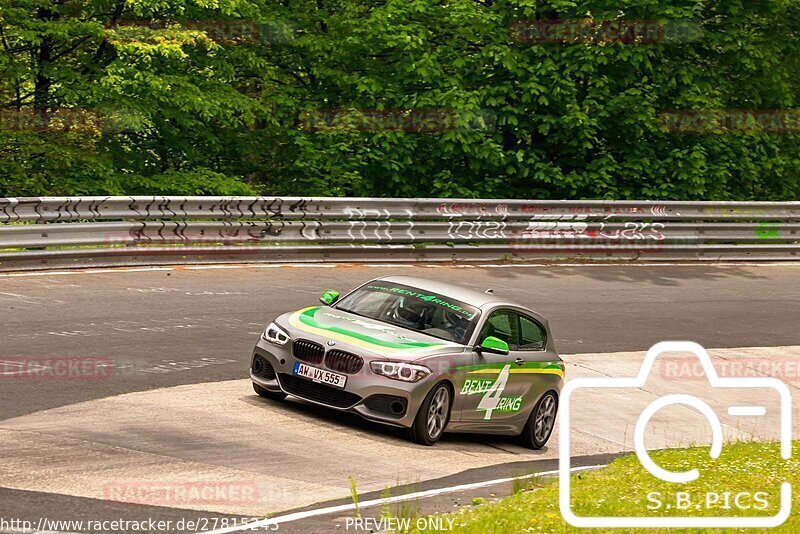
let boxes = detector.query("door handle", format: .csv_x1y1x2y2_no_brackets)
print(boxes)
514,358,525,366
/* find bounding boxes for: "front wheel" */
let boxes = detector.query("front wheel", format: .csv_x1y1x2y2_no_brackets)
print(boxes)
408,383,451,446
520,391,558,449
253,382,287,401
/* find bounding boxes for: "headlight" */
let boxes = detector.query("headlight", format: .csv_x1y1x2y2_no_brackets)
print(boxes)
262,322,290,345
370,361,431,382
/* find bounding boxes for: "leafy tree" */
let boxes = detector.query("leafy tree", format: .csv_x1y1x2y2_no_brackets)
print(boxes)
0,0,262,195
0,0,798,199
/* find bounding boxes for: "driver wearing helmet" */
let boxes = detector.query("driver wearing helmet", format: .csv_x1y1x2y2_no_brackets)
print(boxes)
442,309,469,340
392,297,428,329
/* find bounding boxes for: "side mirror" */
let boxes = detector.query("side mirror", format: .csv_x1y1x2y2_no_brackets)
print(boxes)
319,290,340,306
478,336,509,355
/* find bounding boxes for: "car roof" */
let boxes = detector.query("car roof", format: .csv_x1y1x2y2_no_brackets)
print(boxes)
374,275,524,310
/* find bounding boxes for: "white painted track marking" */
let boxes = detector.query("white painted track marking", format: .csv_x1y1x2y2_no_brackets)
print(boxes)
204,464,605,534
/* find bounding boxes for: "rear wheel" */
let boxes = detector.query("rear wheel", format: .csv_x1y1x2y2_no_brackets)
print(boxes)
408,383,451,446
520,391,558,449
253,382,287,401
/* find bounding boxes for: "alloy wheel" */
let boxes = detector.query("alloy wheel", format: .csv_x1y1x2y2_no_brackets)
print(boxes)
534,393,556,443
426,386,449,440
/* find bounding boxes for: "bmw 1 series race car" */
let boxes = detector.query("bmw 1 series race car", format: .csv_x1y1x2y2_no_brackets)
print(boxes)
249,276,563,447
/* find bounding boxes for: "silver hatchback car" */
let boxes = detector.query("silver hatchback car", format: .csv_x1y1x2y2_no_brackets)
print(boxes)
250,276,563,447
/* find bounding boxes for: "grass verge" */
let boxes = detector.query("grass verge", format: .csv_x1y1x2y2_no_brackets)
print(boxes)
410,440,799,533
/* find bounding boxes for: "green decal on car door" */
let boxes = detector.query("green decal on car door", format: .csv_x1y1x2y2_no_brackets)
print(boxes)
477,364,511,420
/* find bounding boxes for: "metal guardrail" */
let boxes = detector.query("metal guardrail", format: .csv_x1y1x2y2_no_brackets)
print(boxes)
1,197,798,271
3,197,800,221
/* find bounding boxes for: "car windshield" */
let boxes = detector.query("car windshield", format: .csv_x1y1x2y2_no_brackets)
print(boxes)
335,282,480,344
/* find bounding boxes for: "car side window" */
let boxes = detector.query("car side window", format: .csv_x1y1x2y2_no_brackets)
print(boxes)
479,310,518,349
518,315,546,351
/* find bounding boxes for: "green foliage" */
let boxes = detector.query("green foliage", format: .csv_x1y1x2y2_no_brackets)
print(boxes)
348,475,360,519
0,0,798,199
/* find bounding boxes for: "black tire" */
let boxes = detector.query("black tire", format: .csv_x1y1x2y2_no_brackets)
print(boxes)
408,382,451,446
520,391,558,449
253,382,287,401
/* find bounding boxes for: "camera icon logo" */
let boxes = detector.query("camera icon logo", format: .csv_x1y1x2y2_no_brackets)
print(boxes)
559,341,792,528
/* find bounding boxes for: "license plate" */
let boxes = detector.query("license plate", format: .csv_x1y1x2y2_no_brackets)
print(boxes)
293,362,347,389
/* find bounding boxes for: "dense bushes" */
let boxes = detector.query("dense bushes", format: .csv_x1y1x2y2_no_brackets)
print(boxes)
1,0,798,199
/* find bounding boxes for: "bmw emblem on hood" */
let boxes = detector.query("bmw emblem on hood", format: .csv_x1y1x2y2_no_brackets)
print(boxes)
327,340,336,346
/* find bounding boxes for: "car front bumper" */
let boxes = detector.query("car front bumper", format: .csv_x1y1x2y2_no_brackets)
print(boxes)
250,341,433,428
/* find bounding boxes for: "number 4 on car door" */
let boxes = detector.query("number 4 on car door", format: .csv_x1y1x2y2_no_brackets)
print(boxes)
477,364,511,419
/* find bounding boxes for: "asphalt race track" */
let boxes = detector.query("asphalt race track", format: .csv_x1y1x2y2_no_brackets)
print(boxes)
1,263,799,532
